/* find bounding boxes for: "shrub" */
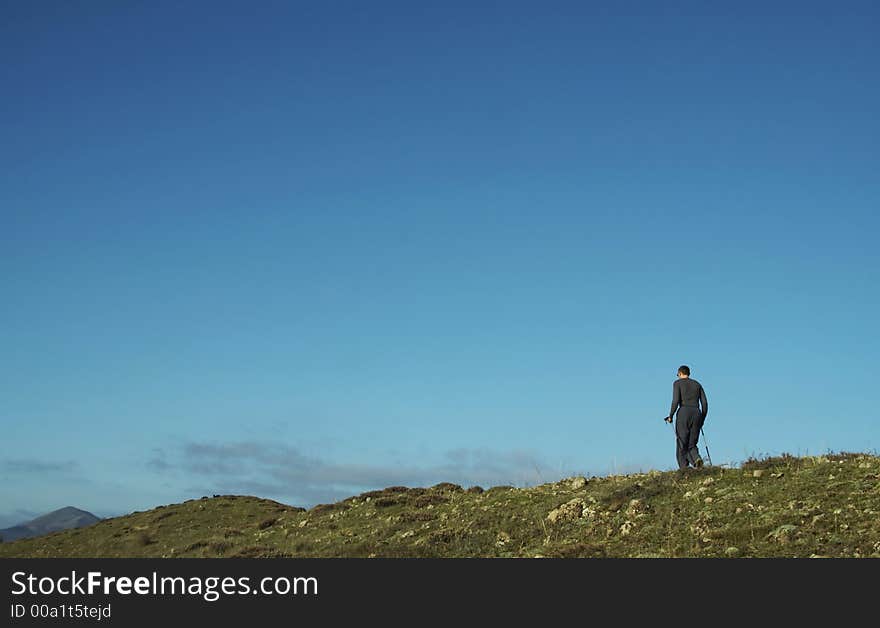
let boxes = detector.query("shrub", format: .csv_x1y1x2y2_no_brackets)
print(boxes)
135,532,154,546
431,482,463,492
412,494,448,508
208,540,232,554
741,453,798,470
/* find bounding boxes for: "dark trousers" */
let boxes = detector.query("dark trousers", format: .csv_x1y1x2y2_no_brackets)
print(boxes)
675,406,704,469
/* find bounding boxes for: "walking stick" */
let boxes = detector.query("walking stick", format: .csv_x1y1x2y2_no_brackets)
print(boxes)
700,426,713,466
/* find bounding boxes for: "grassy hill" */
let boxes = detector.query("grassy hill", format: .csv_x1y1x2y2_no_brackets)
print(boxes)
2,452,878,558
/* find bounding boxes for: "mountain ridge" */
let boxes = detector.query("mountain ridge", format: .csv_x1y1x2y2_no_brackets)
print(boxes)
0,506,101,542
1,452,877,557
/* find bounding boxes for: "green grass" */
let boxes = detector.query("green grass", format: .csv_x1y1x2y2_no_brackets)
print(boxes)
2,452,879,558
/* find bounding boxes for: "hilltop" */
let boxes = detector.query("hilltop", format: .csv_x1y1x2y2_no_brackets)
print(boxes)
1,453,878,558
0,506,100,542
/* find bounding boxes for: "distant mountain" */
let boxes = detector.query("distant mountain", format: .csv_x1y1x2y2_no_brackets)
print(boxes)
0,506,101,542
1,452,879,558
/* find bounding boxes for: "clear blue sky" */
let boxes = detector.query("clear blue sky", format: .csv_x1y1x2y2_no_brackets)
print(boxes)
2,1,878,525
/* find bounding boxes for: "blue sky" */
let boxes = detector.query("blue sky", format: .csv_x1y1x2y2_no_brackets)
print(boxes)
2,1,878,526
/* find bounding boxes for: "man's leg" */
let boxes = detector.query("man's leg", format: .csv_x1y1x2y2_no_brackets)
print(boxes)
686,411,703,467
675,413,690,469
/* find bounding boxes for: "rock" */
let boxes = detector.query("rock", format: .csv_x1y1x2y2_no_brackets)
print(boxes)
569,476,588,490
725,547,740,556
546,498,586,524
752,470,764,478
619,520,634,536
767,524,798,543
626,499,647,516
704,497,714,504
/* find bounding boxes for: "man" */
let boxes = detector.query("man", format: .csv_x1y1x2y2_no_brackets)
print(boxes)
666,365,708,469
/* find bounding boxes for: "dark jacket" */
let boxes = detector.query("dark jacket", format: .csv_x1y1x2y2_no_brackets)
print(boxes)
670,377,708,421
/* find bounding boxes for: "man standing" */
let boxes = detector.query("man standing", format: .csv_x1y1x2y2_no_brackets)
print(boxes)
666,365,708,469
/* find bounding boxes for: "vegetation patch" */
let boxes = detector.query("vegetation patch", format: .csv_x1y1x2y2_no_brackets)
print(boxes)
2,453,878,558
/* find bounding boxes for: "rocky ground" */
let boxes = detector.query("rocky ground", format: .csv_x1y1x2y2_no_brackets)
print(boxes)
2,452,878,558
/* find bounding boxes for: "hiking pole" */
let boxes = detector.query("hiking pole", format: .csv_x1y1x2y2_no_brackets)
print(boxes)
700,427,713,466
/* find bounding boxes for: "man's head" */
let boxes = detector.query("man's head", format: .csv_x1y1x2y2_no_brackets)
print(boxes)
677,365,690,378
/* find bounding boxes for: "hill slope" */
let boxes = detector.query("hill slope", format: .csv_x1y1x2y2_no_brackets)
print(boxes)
0,507,100,542
1,453,878,558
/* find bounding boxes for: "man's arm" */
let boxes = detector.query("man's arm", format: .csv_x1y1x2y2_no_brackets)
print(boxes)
700,385,708,420
669,380,681,421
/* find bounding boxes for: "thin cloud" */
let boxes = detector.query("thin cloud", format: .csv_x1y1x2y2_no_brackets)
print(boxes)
146,448,171,472
1,459,78,474
0,508,40,529
152,440,575,508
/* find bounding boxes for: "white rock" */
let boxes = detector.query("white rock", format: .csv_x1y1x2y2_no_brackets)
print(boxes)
546,498,586,524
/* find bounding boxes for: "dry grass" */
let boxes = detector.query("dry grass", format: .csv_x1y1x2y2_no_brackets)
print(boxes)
2,453,879,558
